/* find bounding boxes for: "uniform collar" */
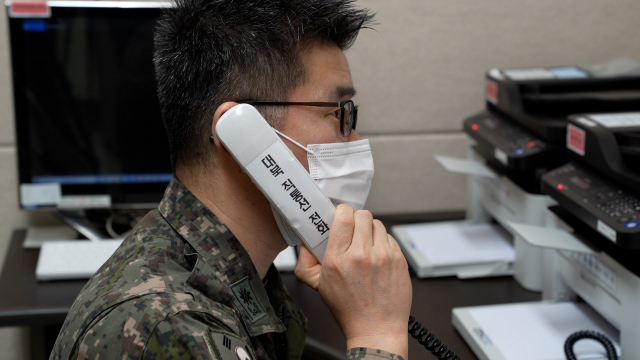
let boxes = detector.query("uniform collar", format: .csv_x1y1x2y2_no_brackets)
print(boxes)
158,177,286,336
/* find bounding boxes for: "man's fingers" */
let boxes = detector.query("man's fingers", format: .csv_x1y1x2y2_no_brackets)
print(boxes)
294,244,322,291
325,204,356,256
372,219,390,251
352,210,374,250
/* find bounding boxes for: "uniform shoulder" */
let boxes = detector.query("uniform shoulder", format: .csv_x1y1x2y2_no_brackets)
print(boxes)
73,292,248,360
143,310,258,360
85,209,193,297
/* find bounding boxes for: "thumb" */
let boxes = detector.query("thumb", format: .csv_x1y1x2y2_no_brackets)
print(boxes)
294,244,322,291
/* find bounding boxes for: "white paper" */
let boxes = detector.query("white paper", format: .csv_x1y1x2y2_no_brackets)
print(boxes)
587,113,640,128
433,155,497,178
403,222,514,266
548,66,588,79
502,68,555,81
58,195,112,209
273,247,297,272
468,302,620,360
20,183,61,207
508,222,594,254
586,57,640,77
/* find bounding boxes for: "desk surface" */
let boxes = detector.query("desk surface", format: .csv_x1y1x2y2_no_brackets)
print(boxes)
0,223,540,360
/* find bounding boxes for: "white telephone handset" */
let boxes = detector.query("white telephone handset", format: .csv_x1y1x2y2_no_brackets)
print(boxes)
215,104,334,263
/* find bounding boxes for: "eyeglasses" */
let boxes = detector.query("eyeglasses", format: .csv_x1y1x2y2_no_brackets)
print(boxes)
239,100,358,137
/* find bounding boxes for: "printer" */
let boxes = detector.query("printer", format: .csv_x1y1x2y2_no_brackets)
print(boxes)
433,64,640,291
486,66,640,145
452,113,640,359
542,112,640,249
466,65,640,184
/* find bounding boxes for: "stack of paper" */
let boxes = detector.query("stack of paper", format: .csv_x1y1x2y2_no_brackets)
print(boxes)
392,221,515,278
453,301,620,360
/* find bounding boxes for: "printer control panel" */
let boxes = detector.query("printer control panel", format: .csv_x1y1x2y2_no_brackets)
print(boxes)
463,111,567,171
464,111,545,155
542,163,640,249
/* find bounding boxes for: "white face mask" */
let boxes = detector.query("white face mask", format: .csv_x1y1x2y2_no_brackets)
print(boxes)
270,129,375,246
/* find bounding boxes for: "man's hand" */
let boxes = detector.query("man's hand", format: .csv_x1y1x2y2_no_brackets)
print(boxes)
295,204,412,358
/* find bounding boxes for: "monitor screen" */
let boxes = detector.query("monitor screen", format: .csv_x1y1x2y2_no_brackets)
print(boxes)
10,2,173,209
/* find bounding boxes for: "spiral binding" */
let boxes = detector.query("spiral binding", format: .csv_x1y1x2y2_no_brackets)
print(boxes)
408,315,461,360
564,330,618,360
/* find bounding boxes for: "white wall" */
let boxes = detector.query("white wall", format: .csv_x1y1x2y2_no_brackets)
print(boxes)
350,0,640,214
2,0,640,357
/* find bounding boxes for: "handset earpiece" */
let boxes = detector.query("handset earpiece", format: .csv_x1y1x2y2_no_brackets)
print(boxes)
215,104,335,263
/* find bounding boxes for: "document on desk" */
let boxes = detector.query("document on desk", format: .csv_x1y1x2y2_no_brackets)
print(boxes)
453,301,620,360
273,247,297,272
392,221,515,278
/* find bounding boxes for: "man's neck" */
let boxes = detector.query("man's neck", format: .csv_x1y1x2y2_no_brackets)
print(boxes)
177,160,287,279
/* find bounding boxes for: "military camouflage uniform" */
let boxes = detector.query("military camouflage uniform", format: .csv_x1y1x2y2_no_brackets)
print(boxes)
50,178,405,360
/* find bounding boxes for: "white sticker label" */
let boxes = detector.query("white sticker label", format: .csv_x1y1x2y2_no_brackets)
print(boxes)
502,68,555,81
58,195,112,209
587,113,640,128
570,252,617,292
596,220,617,242
20,183,61,207
245,141,335,250
494,148,508,165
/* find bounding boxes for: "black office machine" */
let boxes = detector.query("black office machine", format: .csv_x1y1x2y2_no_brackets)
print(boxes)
464,65,640,190
542,112,640,249
463,110,565,174
453,111,640,360
452,64,640,290
485,66,640,145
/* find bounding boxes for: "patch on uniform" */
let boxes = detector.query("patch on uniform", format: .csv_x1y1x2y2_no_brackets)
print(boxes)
207,330,256,360
230,277,267,321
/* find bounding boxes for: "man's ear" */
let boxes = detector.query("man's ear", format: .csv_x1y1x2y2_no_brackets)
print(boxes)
210,102,238,149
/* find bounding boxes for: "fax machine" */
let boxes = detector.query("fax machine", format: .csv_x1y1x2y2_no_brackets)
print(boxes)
542,112,640,249
486,66,640,145
431,68,640,289
466,65,640,190
452,115,640,359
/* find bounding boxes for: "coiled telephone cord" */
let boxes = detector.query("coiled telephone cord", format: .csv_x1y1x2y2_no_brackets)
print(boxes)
564,330,617,360
408,315,461,360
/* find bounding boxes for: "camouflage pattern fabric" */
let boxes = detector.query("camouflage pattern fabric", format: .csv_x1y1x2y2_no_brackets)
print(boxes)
49,178,402,360
347,348,405,360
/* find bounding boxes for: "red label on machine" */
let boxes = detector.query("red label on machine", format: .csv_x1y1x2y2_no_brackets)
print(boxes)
567,124,586,156
486,80,498,104
9,1,50,18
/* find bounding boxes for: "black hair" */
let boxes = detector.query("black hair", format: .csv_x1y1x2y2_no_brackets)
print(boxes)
154,0,375,172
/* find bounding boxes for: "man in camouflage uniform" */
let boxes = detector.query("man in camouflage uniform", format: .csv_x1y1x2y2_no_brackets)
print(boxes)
50,0,413,359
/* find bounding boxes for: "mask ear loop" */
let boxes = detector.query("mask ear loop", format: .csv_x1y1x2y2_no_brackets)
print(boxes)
272,128,314,154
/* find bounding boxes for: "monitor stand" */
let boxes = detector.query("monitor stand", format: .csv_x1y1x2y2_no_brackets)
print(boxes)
53,210,109,241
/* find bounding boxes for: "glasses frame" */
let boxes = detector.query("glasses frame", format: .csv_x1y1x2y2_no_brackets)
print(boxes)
239,100,358,137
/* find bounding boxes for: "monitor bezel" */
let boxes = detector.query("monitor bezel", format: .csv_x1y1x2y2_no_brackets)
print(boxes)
9,1,174,210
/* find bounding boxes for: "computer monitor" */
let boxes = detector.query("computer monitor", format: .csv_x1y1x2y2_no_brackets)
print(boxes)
9,1,173,210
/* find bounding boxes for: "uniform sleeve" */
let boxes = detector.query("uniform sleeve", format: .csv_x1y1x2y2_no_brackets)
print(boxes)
346,347,406,360
141,311,258,360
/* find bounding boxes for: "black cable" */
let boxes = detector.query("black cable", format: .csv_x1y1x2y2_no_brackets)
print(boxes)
408,315,461,360
564,330,618,360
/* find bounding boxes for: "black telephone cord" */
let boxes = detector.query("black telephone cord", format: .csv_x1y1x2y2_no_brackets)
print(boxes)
564,330,618,360
408,315,461,360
